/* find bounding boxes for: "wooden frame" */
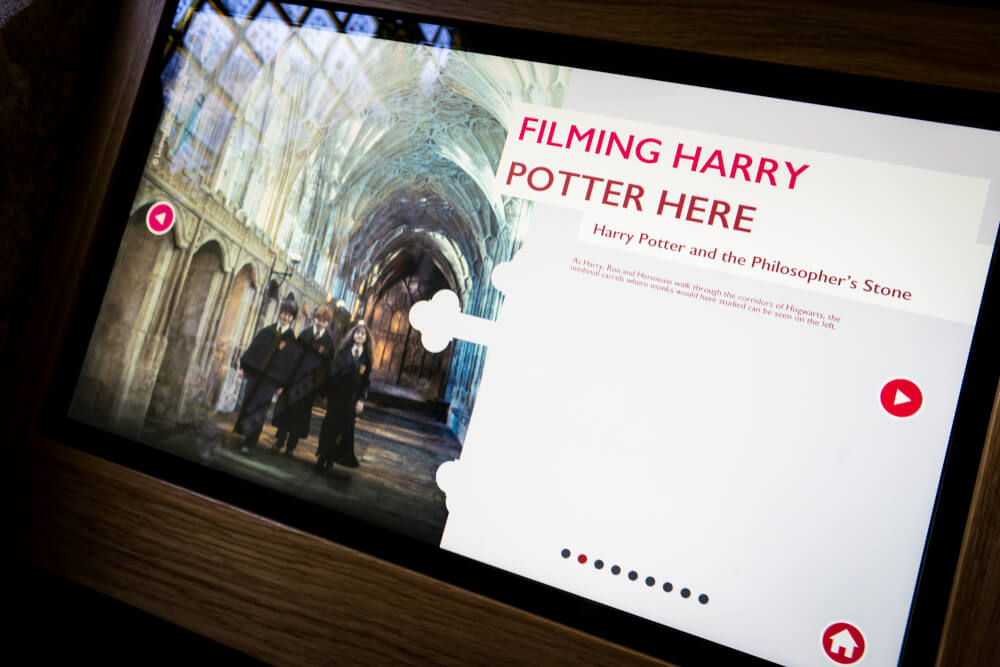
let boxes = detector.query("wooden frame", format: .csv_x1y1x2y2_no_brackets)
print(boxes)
6,1,1000,664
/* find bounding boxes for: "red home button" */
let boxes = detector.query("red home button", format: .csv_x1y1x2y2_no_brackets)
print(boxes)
822,621,866,664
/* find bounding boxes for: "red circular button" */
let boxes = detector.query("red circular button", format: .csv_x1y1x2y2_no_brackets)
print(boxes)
880,378,922,418
821,622,866,664
146,201,176,235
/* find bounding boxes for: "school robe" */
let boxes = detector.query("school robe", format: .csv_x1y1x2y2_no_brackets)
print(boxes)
273,326,336,439
233,323,298,436
317,345,371,467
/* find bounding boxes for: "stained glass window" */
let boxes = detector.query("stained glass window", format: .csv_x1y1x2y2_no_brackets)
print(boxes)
183,3,235,71
245,2,291,62
172,0,195,30
280,3,308,24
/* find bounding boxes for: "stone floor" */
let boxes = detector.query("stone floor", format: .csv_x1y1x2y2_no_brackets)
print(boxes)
140,399,462,544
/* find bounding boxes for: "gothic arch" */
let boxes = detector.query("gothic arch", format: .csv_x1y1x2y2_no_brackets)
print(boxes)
364,248,458,401
211,262,259,413
148,240,226,423
70,204,180,433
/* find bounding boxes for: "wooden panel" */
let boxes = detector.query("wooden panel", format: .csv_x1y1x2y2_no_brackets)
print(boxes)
936,381,1000,667
5,1,1000,665
13,436,658,666
351,0,1000,93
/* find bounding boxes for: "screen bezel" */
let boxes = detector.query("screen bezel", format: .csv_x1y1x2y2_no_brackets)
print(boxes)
36,1,1000,664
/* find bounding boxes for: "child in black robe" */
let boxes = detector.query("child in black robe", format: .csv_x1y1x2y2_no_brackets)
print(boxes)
316,322,373,469
234,296,299,454
272,305,336,456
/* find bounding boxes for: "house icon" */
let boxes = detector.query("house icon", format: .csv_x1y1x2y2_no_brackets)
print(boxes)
829,629,858,659
822,621,866,664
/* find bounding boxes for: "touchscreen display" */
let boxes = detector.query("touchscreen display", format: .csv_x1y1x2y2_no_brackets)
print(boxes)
65,2,1000,665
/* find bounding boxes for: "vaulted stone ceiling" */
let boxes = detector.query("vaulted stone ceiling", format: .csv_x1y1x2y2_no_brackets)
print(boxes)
165,2,568,300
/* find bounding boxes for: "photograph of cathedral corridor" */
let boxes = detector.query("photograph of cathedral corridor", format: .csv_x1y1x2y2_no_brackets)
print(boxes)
69,2,569,543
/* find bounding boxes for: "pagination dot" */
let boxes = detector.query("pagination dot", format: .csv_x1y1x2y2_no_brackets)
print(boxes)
561,550,711,606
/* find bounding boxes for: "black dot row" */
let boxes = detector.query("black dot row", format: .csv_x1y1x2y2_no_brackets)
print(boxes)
561,548,709,605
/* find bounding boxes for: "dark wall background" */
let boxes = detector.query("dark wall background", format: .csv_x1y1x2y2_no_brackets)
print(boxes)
0,1,113,361
0,2,248,658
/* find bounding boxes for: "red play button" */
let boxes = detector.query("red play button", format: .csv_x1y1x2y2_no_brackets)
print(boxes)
880,378,922,418
821,622,866,664
146,201,176,235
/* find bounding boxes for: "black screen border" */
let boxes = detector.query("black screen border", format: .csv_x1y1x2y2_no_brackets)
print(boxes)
40,2,1000,665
